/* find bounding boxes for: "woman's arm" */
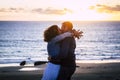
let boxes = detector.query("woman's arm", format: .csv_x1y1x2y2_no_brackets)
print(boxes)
51,32,73,43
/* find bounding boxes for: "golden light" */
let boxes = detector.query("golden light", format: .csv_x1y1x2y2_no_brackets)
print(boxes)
56,0,111,21
0,0,119,21
59,8,110,21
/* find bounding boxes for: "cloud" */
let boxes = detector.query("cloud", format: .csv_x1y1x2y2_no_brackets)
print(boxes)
0,7,72,15
89,4,120,13
0,8,24,13
32,8,73,15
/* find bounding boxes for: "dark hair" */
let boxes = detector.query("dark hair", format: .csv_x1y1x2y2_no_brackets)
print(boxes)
44,25,59,42
62,21,73,30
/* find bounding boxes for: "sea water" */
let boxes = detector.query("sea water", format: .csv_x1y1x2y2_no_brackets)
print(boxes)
0,21,120,64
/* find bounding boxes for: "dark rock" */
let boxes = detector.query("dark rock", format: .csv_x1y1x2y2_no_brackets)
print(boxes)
20,61,26,66
34,61,47,66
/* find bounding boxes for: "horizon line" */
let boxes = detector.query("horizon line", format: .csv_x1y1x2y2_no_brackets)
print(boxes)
0,20,120,22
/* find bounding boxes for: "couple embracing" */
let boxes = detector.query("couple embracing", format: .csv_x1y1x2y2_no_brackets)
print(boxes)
42,21,83,80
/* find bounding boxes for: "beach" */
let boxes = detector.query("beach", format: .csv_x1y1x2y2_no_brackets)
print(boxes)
0,60,120,80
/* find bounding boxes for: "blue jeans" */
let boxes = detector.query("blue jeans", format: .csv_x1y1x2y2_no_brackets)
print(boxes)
41,62,60,80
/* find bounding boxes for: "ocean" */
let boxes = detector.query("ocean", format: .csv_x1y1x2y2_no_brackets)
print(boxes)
0,21,120,64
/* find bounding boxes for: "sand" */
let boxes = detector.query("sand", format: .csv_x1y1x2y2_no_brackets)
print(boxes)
0,60,120,80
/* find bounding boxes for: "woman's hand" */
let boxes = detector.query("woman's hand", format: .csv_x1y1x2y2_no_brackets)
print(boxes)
72,29,83,39
48,56,52,61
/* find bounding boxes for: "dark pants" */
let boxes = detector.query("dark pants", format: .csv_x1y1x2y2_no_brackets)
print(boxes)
57,66,76,80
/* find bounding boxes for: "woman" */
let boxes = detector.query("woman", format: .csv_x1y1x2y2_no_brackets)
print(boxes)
42,25,73,80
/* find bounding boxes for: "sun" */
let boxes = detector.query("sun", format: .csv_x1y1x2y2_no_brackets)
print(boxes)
57,0,110,21
59,8,110,21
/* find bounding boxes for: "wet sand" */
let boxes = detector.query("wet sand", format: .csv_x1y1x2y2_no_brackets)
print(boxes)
0,60,120,80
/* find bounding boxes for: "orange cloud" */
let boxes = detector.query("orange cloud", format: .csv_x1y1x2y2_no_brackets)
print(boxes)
89,4,120,13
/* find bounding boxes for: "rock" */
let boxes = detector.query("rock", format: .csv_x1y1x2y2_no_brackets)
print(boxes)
34,61,47,66
20,61,26,66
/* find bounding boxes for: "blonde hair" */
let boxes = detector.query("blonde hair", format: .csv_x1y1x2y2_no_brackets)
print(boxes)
62,21,73,30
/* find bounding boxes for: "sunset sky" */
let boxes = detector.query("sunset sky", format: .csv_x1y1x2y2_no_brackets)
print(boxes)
0,0,120,21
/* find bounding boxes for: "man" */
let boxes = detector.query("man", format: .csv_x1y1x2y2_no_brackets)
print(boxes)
57,21,82,80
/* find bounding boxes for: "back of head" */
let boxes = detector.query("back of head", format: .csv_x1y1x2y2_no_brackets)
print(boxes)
44,25,59,42
62,21,73,31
